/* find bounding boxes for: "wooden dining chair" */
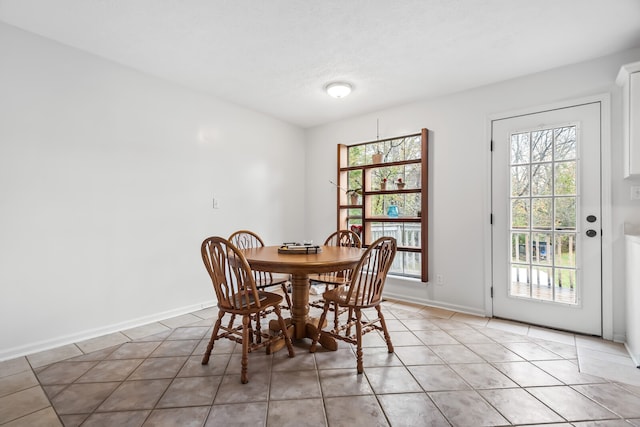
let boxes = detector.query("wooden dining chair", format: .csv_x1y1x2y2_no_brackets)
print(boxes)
229,230,293,343
228,230,292,310
308,230,362,328
309,236,397,374
200,236,294,384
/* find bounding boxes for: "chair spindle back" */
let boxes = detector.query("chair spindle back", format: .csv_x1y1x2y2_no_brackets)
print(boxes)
345,237,397,307
325,230,362,248
201,236,262,311
228,230,278,286
229,230,265,250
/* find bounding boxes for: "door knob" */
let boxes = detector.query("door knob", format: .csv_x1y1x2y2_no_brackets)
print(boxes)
586,229,597,237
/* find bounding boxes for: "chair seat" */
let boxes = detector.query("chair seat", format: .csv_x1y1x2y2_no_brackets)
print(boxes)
322,277,381,309
232,292,267,308
322,286,360,307
308,272,350,286
226,291,283,313
254,272,289,288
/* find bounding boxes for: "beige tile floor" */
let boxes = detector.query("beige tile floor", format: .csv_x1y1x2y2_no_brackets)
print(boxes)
1,299,640,426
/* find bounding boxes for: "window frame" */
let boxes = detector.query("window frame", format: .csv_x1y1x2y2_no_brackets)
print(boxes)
336,128,429,281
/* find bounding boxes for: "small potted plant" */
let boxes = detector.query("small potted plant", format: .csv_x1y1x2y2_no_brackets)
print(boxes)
346,188,362,205
396,178,406,190
380,178,387,191
350,224,363,237
372,150,383,164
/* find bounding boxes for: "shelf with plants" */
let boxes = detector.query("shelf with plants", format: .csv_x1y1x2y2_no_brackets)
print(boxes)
365,216,422,222
366,189,421,196
336,129,428,281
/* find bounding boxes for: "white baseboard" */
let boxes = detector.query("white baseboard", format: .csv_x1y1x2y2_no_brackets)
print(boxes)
0,299,216,362
625,342,640,368
613,333,627,344
382,291,487,318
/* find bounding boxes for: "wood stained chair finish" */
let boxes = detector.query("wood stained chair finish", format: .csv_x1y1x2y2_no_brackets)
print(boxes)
309,236,397,374
200,236,294,384
308,230,362,328
228,230,292,310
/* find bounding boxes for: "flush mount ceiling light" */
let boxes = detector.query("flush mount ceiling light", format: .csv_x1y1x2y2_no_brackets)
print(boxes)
325,82,352,98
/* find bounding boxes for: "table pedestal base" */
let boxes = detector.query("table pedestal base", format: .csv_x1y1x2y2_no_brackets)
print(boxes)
241,245,363,353
305,322,338,351
268,316,337,352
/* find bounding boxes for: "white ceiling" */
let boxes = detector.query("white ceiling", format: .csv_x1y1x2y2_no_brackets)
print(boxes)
1,0,640,128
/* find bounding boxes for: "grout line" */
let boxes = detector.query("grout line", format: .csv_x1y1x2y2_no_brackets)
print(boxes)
5,301,640,426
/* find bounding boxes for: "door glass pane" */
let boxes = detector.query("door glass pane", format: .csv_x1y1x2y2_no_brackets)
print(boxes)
555,197,576,230
531,164,552,195
511,199,530,229
555,268,577,304
532,129,553,162
531,232,552,266
511,232,529,263
554,126,577,161
510,264,530,298
531,266,553,301
555,161,576,195
511,133,530,164
511,166,530,197
508,124,579,305
532,198,552,230
555,233,576,268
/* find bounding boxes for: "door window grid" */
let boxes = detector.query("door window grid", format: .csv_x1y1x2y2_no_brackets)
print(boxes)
509,125,578,305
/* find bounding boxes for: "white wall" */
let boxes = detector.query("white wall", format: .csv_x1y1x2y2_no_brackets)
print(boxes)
304,48,640,341
3,22,639,361
0,23,306,360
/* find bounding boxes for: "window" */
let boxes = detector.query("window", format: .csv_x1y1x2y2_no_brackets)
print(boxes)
337,129,428,281
509,126,578,304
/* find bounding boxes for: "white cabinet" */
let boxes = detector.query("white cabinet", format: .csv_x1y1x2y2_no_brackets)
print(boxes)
617,61,640,178
626,232,640,367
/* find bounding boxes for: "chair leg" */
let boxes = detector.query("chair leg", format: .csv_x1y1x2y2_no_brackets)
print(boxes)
355,309,364,374
241,314,250,384
327,285,341,330
333,301,340,330
346,307,354,336
202,311,224,365
228,314,236,329
309,302,330,353
274,305,295,357
281,282,292,310
376,305,394,353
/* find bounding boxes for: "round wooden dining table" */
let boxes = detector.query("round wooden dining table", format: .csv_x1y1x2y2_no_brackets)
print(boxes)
241,245,364,350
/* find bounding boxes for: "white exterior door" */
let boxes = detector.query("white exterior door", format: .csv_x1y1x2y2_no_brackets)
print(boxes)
491,102,602,336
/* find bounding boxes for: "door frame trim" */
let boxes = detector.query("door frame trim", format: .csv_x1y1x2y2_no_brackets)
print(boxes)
485,94,612,339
